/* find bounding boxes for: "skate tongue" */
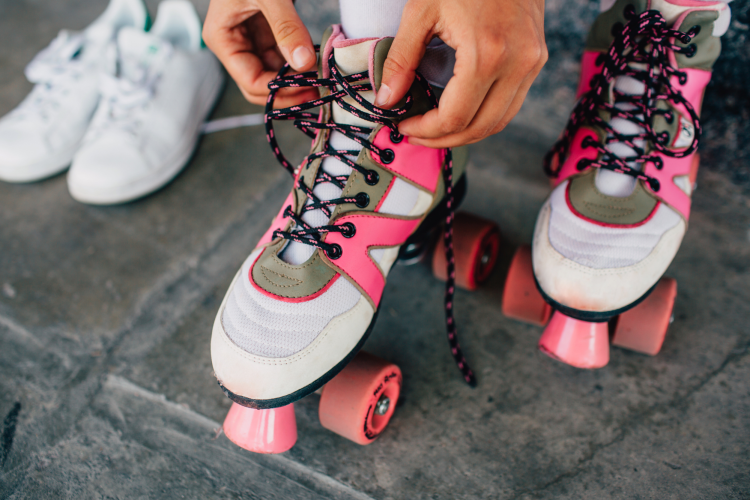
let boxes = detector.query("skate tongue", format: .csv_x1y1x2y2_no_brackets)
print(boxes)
325,30,380,128
116,27,170,83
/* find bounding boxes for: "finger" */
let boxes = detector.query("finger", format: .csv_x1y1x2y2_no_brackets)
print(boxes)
408,47,546,147
408,80,515,148
261,0,316,72
397,44,493,140
375,0,437,108
243,87,321,108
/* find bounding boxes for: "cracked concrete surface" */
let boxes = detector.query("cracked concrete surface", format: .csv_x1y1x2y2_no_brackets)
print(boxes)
1,1,749,499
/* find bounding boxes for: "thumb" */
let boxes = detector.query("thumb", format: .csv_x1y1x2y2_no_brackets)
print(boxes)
262,0,316,72
375,3,435,108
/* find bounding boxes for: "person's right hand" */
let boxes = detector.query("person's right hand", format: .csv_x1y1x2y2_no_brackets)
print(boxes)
203,0,319,108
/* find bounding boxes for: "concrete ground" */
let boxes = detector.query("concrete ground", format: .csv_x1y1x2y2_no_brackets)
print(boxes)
1,1,749,499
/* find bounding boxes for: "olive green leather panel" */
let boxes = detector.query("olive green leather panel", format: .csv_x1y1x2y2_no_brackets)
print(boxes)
329,136,396,221
652,100,681,148
569,169,658,225
675,10,721,70
586,0,648,51
251,240,338,299
319,26,333,76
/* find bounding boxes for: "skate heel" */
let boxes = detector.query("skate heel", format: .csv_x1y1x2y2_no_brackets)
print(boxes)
223,403,297,454
538,311,609,368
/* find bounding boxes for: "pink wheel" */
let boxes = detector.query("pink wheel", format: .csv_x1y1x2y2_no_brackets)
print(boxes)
538,311,610,368
223,403,297,454
501,246,552,326
318,351,402,445
432,212,501,291
611,277,677,356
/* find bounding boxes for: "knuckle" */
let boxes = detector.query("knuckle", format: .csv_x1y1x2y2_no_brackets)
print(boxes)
201,26,216,49
402,0,426,18
382,54,411,76
538,42,550,67
440,115,470,135
273,18,302,44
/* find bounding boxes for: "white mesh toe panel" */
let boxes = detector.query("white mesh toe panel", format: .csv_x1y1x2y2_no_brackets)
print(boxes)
222,250,362,358
548,181,681,269
378,177,419,215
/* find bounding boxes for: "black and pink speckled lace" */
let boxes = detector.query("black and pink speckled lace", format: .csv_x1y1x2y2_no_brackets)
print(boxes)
263,46,476,387
544,8,702,192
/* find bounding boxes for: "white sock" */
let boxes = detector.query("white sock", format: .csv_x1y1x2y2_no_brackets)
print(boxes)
338,0,455,87
339,0,408,38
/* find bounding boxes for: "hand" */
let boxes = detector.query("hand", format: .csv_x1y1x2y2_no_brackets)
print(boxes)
203,0,320,108
376,0,547,148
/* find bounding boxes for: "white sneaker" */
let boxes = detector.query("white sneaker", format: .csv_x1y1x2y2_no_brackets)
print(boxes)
0,0,149,183
67,0,224,205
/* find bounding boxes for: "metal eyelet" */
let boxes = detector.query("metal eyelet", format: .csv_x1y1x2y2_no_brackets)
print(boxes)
326,244,343,260
688,25,701,38
365,169,380,185
648,178,661,192
379,148,395,164
341,222,356,238
576,159,589,171
355,192,370,208
664,112,674,124
685,44,697,58
390,131,403,143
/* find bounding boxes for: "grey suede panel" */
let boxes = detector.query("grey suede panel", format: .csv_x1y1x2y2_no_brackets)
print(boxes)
329,131,396,222
251,241,339,299
675,10,721,71
585,0,649,51
569,169,658,225
653,100,681,148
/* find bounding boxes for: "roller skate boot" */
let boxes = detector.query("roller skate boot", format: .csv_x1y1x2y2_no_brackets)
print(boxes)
502,0,730,367
213,26,500,452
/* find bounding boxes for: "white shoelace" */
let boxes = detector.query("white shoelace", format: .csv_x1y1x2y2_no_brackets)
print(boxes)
8,31,90,123
86,44,172,140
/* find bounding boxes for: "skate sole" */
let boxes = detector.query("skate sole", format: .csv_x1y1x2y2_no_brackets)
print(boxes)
219,308,380,410
535,278,659,322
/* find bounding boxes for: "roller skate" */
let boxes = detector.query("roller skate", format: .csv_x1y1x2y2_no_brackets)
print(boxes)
212,26,499,453
502,0,729,368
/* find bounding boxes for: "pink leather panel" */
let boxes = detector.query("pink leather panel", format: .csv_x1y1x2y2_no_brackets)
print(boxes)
552,128,600,187
257,191,295,246
644,153,694,220
577,51,604,99
325,214,421,306
371,127,444,193
670,68,711,119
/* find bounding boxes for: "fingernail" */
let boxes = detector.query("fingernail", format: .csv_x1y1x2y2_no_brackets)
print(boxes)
292,46,314,70
375,83,392,106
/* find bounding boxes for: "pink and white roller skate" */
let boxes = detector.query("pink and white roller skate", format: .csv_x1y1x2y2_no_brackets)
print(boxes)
502,0,730,368
213,26,500,453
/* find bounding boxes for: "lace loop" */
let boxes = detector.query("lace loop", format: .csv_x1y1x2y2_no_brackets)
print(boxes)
544,9,702,186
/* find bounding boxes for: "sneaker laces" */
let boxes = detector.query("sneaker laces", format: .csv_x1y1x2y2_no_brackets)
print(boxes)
544,8,702,193
11,31,89,123
87,44,171,139
264,46,477,386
